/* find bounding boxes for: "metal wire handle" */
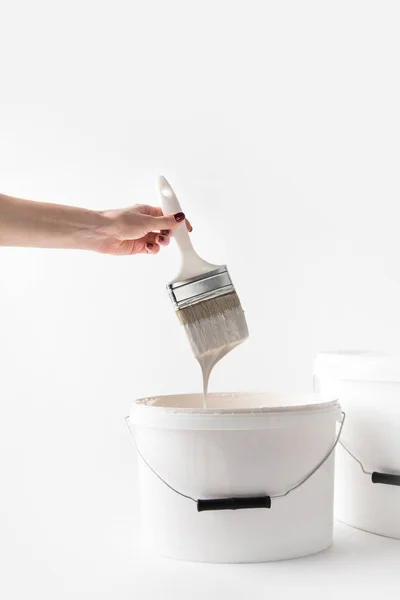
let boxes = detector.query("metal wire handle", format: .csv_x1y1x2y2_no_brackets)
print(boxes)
339,439,400,487
313,378,400,487
125,411,346,509
339,440,372,475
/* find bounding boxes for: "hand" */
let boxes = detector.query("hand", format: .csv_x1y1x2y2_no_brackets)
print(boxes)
97,204,193,255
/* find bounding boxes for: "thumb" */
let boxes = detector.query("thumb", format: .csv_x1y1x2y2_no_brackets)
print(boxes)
146,212,185,231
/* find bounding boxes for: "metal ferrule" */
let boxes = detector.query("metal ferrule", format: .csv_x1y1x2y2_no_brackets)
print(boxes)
167,266,235,310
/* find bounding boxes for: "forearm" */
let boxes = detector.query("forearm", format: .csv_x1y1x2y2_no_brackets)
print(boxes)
0,193,109,250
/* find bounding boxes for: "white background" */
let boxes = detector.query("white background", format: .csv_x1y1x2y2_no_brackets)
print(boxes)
1,1,400,598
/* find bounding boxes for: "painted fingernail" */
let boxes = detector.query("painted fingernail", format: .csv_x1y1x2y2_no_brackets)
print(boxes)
174,212,185,222
161,230,169,236
158,236,165,243
146,243,154,249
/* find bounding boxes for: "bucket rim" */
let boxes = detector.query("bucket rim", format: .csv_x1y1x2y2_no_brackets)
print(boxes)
129,392,341,430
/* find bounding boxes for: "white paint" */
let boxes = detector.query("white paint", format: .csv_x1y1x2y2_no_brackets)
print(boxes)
184,306,248,405
198,341,238,403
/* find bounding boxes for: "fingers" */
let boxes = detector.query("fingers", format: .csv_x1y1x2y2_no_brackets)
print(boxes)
146,230,170,247
131,205,193,255
157,232,170,246
144,224,189,252
140,231,169,255
156,217,192,233
159,220,191,235
145,241,160,255
147,212,186,231
142,231,159,254
139,205,193,233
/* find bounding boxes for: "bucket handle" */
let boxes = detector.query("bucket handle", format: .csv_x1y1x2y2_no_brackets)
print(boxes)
339,441,400,487
125,411,345,512
313,376,400,487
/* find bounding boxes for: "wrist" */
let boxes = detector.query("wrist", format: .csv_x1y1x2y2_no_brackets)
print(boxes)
75,209,115,252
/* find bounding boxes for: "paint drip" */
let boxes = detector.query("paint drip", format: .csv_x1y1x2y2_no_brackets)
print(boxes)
182,305,248,407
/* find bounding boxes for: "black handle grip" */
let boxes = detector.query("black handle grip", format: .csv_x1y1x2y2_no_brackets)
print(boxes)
371,472,400,486
197,496,271,512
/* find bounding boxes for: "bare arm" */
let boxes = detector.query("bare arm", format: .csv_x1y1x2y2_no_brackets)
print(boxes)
0,193,110,250
0,193,188,255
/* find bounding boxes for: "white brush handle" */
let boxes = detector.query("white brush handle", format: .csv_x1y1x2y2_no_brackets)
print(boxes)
158,176,218,282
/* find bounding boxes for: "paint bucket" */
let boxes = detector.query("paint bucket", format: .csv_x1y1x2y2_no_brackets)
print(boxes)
314,351,400,540
126,392,342,563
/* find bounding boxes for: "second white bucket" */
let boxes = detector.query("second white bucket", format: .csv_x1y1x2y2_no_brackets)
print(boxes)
314,351,400,540
127,392,342,563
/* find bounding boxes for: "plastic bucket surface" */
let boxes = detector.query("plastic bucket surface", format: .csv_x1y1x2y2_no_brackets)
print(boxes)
128,392,341,563
314,351,400,540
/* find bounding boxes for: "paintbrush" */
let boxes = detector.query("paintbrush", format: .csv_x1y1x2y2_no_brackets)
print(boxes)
158,176,249,386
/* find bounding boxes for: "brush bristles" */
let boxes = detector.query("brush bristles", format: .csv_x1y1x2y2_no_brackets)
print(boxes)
176,292,249,357
176,292,242,325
